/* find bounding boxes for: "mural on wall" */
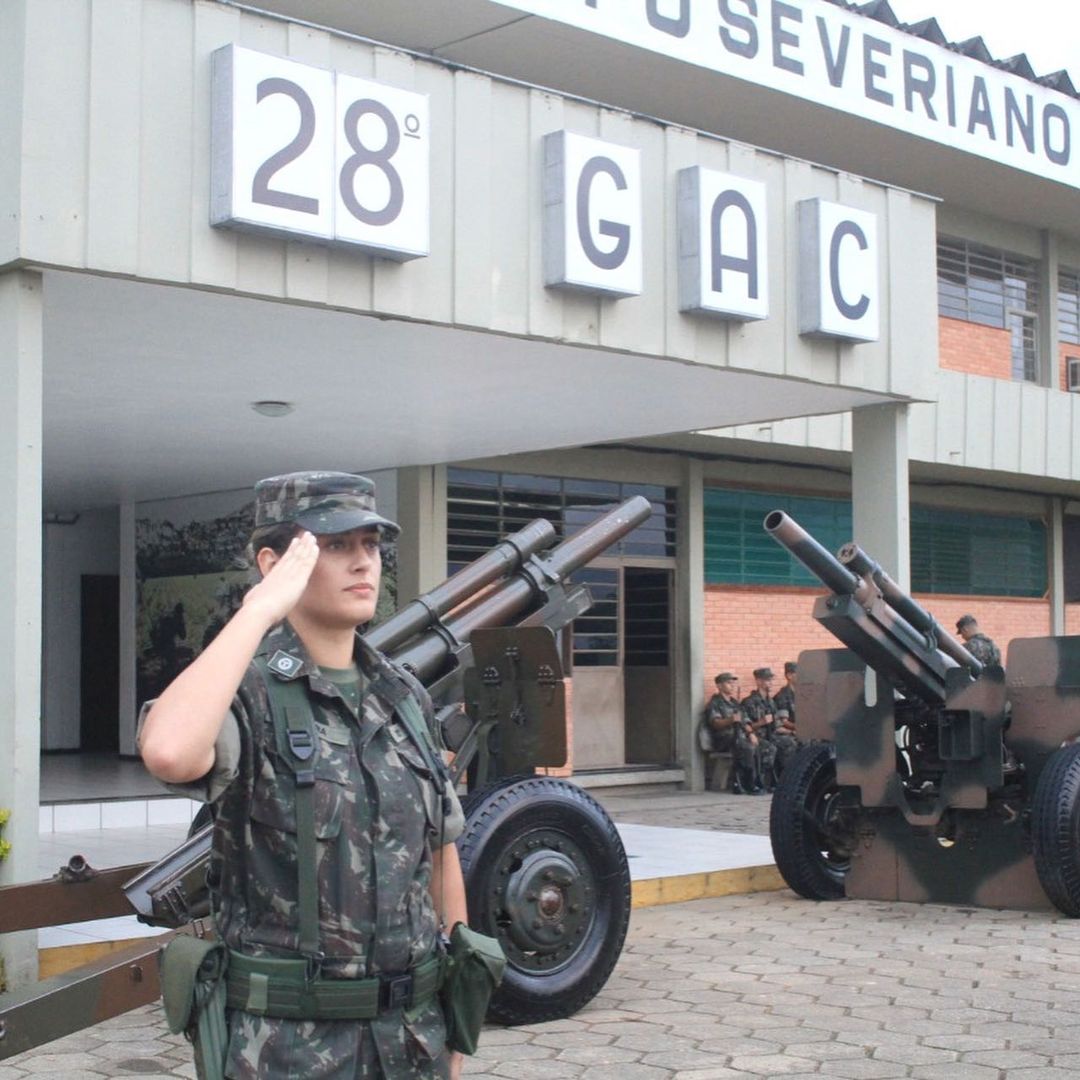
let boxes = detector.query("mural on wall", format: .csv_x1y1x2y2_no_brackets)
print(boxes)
135,485,398,707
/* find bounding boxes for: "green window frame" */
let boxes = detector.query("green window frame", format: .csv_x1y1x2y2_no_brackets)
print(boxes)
704,487,1046,597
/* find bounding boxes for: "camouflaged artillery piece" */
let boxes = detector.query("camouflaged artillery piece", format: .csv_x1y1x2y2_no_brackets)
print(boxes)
0,496,652,1061
765,510,1080,915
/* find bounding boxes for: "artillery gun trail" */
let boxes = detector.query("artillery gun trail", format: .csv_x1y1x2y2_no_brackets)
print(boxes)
0,496,653,1060
765,510,1080,914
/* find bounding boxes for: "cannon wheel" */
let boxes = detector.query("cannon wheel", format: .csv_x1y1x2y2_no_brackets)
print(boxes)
456,775,631,1025
1031,742,1080,916
769,742,849,901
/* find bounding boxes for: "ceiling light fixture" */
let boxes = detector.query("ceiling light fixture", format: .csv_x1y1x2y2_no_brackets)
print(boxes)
251,400,295,418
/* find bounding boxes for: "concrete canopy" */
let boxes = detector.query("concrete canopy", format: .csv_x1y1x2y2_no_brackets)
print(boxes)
42,270,890,510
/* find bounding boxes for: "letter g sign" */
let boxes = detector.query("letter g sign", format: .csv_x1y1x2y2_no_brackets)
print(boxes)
543,130,643,297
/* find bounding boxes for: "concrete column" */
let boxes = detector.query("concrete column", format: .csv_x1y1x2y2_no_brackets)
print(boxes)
118,501,138,755
1039,230,1059,389
0,269,43,989
851,403,910,590
1050,497,1066,636
674,458,705,791
395,465,448,604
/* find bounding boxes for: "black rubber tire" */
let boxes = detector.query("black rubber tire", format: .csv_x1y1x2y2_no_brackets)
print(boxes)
769,742,849,901
456,776,631,1025
1031,743,1080,917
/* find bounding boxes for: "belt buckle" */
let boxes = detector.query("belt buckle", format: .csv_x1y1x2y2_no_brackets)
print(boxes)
382,973,414,1011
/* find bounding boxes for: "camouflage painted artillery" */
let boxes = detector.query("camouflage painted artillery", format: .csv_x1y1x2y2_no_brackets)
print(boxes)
766,510,1080,914
0,496,652,1060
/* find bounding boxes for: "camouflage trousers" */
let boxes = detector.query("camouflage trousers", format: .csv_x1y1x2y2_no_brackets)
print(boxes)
221,1003,451,1079
710,727,759,792
771,733,800,779
754,738,777,790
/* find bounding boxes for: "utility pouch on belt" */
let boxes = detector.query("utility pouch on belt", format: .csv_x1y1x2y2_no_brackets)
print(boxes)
160,934,229,1080
441,922,506,1055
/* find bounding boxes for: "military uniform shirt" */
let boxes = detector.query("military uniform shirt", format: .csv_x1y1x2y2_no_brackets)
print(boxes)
965,632,1002,667
150,621,465,1079
703,694,744,752
740,690,777,734
773,685,795,723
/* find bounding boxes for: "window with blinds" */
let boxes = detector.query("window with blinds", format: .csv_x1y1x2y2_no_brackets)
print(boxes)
446,469,677,573
704,487,1047,597
938,236,1041,382
1059,268,1080,346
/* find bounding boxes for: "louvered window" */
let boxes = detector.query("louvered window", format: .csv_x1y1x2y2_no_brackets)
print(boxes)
1059,268,1080,346
704,487,1046,598
938,236,1041,382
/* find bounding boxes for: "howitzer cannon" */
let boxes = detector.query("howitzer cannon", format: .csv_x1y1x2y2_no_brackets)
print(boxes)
0,496,652,1060
765,510,1080,915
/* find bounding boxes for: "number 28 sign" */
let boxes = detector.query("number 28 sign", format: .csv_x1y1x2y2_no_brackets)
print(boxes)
210,45,429,260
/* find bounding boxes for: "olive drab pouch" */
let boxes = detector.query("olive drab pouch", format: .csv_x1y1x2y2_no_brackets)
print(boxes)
440,922,507,1055
159,934,229,1080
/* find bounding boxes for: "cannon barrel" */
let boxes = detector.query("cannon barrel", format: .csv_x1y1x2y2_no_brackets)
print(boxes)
766,510,963,703
838,543,984,677
390,495,654,681
366,518,557,655
764,510,860,595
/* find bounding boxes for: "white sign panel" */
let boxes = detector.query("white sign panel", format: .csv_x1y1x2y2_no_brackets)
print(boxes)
491,0,1078,189
333,74,429,257
677,166,768,320
543,130,643,297
211,45,429,259
798,199,879,342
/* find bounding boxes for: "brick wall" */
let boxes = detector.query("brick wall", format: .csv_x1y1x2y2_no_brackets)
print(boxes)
939,316,1013,379
1060,342,1079,392
1068,604,1080,636
703,584,1051,698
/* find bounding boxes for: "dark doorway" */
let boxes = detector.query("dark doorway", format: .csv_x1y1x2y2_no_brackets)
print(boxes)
623,566,673,765
80,574,120,752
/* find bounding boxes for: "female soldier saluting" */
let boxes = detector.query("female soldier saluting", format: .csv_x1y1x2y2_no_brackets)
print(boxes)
140,472,468,1079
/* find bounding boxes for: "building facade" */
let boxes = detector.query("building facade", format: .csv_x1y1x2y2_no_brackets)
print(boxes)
3,0,1080,983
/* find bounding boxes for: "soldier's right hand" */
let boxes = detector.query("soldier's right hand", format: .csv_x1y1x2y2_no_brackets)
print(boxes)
242,532,320,626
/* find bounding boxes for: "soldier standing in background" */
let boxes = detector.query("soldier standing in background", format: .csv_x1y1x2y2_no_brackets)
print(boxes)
741,667,779,791
956,614,1002,667
703,673,761,794
771,661,800,777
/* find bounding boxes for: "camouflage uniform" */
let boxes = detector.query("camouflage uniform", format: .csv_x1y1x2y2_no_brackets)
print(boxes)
773,684,795,722
703,693,759,791
177,622,464,1079
771,684,801,777
965,632,1002,667
739,690,779,786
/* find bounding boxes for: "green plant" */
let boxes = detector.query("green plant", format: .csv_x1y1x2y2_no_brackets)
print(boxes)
0,807,10,863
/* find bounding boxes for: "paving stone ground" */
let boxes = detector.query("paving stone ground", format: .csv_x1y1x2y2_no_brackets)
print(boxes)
6,791,1080,1078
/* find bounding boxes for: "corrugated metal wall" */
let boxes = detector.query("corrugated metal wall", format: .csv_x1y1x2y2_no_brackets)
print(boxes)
11,0,937,400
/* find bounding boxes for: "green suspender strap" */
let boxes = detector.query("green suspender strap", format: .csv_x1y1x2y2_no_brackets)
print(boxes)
259,661,322,963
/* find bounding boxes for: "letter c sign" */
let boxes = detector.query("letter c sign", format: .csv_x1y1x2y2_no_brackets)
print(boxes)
798,199,879,342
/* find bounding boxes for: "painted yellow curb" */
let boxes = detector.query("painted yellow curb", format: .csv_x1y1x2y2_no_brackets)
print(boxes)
38,866,785,976
632,864,785,908
38,938,149,979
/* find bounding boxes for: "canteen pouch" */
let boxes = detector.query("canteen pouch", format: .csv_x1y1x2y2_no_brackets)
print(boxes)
160,935,229,1080
440,922,506,1055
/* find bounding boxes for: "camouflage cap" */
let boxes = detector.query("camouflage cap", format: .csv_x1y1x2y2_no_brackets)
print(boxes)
956,614,976,632
253,471,400,538
715,672,737,684
753,666,774,680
